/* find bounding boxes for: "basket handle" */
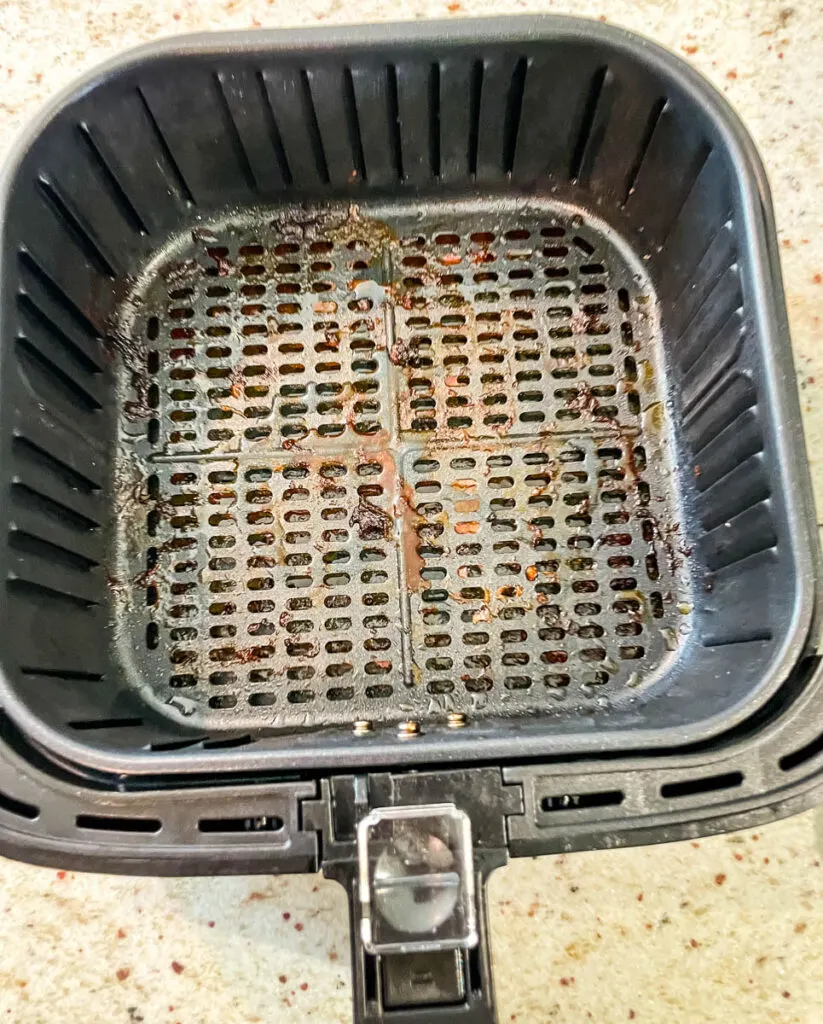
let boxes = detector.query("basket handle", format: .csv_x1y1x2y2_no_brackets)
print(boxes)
328,862,499,1023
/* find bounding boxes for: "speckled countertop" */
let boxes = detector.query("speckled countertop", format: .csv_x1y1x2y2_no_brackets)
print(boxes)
0,1,822,1022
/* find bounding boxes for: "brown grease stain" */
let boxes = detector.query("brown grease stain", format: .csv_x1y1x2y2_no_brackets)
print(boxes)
398,480,424,592
350,493,393,541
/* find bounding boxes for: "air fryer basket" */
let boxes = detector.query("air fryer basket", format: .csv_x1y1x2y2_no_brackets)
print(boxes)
0,19,815,776
0,17,820,1024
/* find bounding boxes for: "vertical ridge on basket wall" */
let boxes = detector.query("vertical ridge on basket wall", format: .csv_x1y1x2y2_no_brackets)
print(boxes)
76,123,149,236
254,70,292,186
13,252,105,431
438,55,474,183
8,469,102,587
28,103,154,274
260,66,330,188
619,97,667,202
35,177,118,279
466,54,521,181
134,87,196,205
304,66,360,187
671,227,740,339
217,69,290,193
48,114,153,253
74,88,194,231
212,72,259,194
568,65,610,183
343,67,368,184
657,151,733,294
623,103,712,243
685,373,757,459
17,254,104,377
9,434,103,580
347,62,396,187
9,458,101,549
386,64,404,182
701,502,777,572
5,585,107,710
680,311,746,413
689,408,763,491
583,63,665,202
512,52,607,182
15,296,103,409
685,371,777,574
34,685,150,744
6,526,101,608
35,177,117,280
429,61,441,180
468,58,483,177
298,69,331,185
394,60,435,185
676,267,743,379
695,452,771,535
502,57,527,175
139,70,278,205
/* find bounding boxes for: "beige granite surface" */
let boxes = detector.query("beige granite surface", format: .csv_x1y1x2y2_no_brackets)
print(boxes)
0,0,822,1021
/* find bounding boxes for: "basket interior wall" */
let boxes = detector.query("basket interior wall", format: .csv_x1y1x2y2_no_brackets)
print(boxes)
0,30,802,763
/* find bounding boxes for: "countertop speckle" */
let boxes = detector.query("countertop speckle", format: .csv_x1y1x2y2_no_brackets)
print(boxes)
1,1,822,1021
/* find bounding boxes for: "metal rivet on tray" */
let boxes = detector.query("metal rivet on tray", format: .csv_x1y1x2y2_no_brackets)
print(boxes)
447,713,467,728
398,720,420,737
353,720,373,736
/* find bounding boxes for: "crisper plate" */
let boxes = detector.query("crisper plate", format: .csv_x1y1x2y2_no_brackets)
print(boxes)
112,199,690,731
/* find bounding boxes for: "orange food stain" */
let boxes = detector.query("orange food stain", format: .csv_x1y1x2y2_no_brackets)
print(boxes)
454,498,480,513
455,521,479,534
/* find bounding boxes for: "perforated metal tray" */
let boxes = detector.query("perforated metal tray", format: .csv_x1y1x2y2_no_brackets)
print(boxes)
113,200,687,732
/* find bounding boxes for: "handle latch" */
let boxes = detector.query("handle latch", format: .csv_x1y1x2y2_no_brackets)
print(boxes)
357,803,477,955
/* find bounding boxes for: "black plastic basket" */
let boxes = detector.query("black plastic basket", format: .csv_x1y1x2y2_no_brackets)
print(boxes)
0,17,819,1024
